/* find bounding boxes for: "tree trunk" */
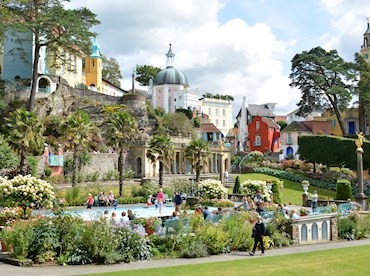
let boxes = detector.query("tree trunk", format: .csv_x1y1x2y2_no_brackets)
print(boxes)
329,95,347,136
28,43,41,112
195,160,200,182
359,95,366,133
119,148,124,197
159,162,164,187
19,151,26,175
72,146,78,186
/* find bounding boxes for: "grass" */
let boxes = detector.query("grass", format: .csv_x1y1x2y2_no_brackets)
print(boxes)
236,173,336,205
85,245,370,276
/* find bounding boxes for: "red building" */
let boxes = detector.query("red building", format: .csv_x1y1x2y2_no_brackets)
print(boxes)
248,116,281,153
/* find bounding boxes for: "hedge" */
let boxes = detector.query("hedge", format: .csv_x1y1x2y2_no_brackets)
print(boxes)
336,180,353,200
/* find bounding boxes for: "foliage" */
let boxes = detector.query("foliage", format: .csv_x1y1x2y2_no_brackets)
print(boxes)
102,55,122,87
105,111,138,196
0,135,19,169
185,138,210,182
162,112,194,136
276,120,288,130
222,214,253,251
197,223,231,255
171,179,194,195
271,179,282,204
0,175,54,210
26,156,38,177
0,0,100,111
147,135,174,187
176,108,193,120
198,179,227,199
135,64,162,86
289,46,356,135
193,117,200,128
247,151,264,162
3,108,44,174
336,179,353,200
202,93,234,101
239,180,270,201
177,234,208,258
233,176,241,194
200,199,234,208
61,111,97,186
338,217,356,240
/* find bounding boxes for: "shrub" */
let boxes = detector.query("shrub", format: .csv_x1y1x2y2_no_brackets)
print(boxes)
201,198,234,208
26,156,39,177
103,170,115,181
338,217,356,240
177,234,208,258
171,179,194,194
197,223,231,255
271,179,282,204
239,180,270,201
0,135,19,169
198,179,227,199
336,179,353,200
124,168,135,179
222,214,253,251
233,176,241,194
43,167,53,179
247,151,264,162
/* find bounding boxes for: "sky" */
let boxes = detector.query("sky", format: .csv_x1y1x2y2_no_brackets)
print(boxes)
66,0,370,116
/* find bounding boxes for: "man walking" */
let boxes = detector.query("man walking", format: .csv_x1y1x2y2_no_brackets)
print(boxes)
249,215,266,256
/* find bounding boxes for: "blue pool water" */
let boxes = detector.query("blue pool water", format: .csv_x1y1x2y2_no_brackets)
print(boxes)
58,205,218,221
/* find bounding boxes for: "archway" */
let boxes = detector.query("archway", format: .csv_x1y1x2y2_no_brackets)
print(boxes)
286,146,293,156
322,221,328,240
136,157,142,178
312,222,318,241
301,224,308,242
224,158,229,172
38,76,51,93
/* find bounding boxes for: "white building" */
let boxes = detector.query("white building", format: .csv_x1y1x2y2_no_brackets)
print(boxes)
174,89,200,111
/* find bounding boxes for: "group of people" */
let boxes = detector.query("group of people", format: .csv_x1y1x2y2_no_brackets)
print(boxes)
85,191,118,209
101,209,135,225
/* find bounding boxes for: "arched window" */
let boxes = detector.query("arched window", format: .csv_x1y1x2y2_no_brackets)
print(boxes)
256,121,260,131
312,222,318,241
322,221,328,240
301,224,308,242
255,135,261,146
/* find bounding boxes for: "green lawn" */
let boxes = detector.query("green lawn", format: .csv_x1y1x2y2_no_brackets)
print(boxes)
86,245,370,276
236,173,336,205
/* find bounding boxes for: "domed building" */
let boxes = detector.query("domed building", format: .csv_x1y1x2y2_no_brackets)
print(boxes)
150,44,200,113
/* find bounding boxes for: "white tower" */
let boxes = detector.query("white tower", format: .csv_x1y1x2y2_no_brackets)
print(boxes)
239,96,248,151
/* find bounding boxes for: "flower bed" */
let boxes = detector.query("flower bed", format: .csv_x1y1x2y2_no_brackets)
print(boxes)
198,179,227,199
239,180,271,202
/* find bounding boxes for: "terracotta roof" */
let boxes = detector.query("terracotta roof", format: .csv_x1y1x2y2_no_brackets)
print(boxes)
201,123,221,133
281,121,312,133
262,117,280,129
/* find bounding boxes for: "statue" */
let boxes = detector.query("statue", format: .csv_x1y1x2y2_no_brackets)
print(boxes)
218,138,224,153
356,132,364,151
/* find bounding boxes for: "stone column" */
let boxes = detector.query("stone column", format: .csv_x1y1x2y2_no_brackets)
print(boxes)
219,153,224,184
330,217,338,241
355,145,368,210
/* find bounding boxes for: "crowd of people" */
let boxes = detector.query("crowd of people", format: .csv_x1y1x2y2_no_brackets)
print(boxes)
100,209,136,225
85,191,118,209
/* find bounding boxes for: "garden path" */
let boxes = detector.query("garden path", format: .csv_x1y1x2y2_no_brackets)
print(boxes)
0,239,369,276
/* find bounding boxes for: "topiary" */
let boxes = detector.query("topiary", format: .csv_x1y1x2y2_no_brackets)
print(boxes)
233,176,241,194
271,179,282,204
336,179,353,200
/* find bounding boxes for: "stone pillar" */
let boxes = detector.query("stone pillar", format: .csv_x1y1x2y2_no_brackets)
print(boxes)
219,153,224,184
291,224,300,245
330,217,338,241
302,193,308,207
356,147,368,210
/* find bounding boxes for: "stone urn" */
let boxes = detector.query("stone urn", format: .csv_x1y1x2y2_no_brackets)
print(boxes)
186,196,200,209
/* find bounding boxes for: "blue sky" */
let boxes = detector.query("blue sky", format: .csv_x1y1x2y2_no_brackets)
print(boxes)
67,0,370,115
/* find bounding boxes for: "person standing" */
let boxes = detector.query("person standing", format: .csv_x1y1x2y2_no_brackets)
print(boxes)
224,170,229,182
310,190,318,213
157,189,164,215
85,193,94,209
249,215,266,256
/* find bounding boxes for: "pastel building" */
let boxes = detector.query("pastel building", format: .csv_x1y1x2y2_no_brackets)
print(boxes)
0,31,124,97
248,116,281,153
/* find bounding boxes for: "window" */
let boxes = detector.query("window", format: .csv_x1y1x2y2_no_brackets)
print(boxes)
179,95,182,99
216,119,219,126
222,109,226,116
208,108,212,115
256,121,260,131
223,120,226,127
287,133,293,144
255,135,261,146
331,119,336,127
216,109,219,116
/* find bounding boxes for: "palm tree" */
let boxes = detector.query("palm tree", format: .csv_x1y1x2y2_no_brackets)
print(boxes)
147,135,174,187
3,108,44,175
61,111,96,186
185,138,210,182
106,111,138,197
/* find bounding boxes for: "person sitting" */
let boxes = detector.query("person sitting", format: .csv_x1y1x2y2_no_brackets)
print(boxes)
101,210,110,223
107,191,118,209
120,211,129,223
98,192,109,206
127,209,135,220
216,207,223,215
172,211,180,220
147,195,153,207
195,207,202,216
254,190,263,204
242,196,250,211
202,206,213,220
85,193,94,209
255,202,265,215
110,212,118,225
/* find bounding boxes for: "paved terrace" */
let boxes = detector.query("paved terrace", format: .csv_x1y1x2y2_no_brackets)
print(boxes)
0,239,369,276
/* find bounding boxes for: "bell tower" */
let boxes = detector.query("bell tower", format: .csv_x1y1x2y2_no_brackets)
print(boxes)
85,38,102,91
361,18,370,63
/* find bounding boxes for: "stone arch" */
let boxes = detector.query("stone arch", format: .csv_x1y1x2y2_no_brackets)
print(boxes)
322,221,328,240
301,224,308,242
37,75,52,93
312,222,318,241
136,157,142,178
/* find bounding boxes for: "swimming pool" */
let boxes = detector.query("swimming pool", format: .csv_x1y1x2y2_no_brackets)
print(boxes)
55,205,218,221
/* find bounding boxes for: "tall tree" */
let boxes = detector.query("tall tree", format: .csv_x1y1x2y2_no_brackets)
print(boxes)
289,47,356,136
106,111,138,197
135,64,162,86
354,52,370,132
3,108,44,174
147,135,174,187
0,0,99,112
102,55,122,87
185,138,210,182
61,111,96,186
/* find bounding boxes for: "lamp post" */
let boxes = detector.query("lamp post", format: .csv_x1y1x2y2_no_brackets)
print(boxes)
355,132,368,210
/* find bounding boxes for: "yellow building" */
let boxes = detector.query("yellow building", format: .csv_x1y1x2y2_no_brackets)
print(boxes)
321,109,359,136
